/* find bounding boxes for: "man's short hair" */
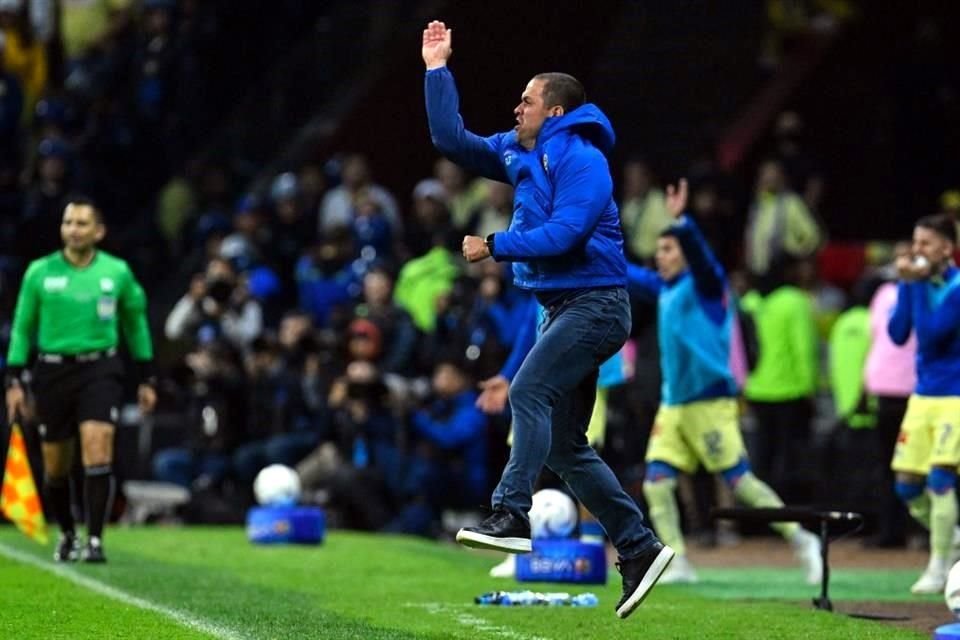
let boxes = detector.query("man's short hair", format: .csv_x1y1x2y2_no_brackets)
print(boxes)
65,194,104,224
534,72,586,112
916,213,957,244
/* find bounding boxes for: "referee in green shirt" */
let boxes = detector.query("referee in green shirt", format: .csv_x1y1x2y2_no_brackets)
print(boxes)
4,197,157,563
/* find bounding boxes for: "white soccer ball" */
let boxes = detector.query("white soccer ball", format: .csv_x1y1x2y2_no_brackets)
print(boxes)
529,489,577,539
253,464,302,506
946,561,960,617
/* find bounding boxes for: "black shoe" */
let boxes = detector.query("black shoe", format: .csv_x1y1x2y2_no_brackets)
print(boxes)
456,507,531,553
615,542,675,619
53,532,80,562
81,537,107,563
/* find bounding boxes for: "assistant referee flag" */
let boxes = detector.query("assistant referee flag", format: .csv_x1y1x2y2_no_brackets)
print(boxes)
1,424,48,544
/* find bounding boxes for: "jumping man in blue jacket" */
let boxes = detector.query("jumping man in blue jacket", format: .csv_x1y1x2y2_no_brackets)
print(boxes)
422,20,672,619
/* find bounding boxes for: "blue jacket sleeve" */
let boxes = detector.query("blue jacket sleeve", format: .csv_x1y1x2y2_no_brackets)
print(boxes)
412,396,487,449
625,262,661,303
912,281,960,350
670,215,726,300
425,68,509,182
493,146,611,260
887,282,913,346
500,296,538,381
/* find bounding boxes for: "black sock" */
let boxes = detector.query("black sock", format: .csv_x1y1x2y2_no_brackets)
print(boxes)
84,465,114,540
44,476,75,535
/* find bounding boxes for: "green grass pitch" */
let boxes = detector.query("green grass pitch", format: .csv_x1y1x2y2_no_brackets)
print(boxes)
0,525,940,639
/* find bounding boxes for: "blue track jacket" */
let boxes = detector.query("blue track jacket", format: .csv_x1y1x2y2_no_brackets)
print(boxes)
888,266,960,396
425,67,626,290
626,216,738,406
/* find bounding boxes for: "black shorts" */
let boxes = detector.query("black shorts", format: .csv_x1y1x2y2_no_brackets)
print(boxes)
32,355,124,442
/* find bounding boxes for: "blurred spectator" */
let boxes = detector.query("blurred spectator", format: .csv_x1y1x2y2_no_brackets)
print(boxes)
350,188,393,262
296,162,326,214
60,0,119,60
231,334,324,489
469,179,513,240
152,339,246,489
268,171,314,306
393,225,460,333
0,53,22,154
826,275,878,512
688,181,740,270
741,261,819,502
619,159,672,263
386,357,487,535
744,159,823,278
20,138,73,258
342,266,418,375
434,157,486,231
220,195,270,273
154,171,198,257
295,226,361,327
164,256,264,350
297,360,402,530
939,189,960,241
0,0,47,113
402,178,450,260
862,241,916,547
773,111,825,211
422,274,508,380
319,153,399,234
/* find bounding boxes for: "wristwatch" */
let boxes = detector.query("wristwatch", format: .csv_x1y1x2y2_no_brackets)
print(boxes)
485,234,495,256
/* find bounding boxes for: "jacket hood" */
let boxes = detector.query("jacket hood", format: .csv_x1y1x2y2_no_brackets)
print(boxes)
539,103,616,155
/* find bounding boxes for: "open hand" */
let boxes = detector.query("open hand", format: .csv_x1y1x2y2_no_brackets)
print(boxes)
422,20,452,69
665,178,688,218
5,384,25,423
137,384,157,414
476,375,509,414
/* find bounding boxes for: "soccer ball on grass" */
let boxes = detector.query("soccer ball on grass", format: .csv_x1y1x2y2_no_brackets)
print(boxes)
253,464,302,507
529,488,577,539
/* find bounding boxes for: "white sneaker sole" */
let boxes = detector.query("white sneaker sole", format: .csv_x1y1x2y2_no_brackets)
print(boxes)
616,545,675,619
456,529,531,553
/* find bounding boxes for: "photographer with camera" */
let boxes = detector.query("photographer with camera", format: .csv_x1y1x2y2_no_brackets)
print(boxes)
164,257,263,350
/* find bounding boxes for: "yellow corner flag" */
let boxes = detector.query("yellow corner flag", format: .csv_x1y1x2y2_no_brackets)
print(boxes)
1,424,48,544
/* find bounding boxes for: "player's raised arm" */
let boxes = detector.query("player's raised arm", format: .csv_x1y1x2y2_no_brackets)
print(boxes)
664,179,725,300
421,20,452,70
422,21,508,182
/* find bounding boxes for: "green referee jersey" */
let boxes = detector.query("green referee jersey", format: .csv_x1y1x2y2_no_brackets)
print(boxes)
6,250,153,366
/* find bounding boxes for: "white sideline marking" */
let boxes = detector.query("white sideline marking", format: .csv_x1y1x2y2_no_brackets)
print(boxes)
404,602,550,640
0,542,246,640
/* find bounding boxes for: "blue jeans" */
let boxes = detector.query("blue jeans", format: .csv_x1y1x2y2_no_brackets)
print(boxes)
492,287,658,560
153,448,229,488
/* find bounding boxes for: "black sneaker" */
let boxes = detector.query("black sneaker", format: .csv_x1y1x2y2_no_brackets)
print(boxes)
53,532,80,562
456,507,532,553
81,537,107,563
615,542,675,619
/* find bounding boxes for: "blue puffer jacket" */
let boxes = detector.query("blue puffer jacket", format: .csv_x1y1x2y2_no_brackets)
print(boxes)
425,67,626,290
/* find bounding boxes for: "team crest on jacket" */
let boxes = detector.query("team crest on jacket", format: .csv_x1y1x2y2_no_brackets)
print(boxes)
542,153,548,172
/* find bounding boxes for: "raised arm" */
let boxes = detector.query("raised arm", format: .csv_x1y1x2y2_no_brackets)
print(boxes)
662,178,725,299
422,21,508,181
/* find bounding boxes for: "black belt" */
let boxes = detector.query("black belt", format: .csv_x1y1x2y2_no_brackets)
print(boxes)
39,348,117,364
